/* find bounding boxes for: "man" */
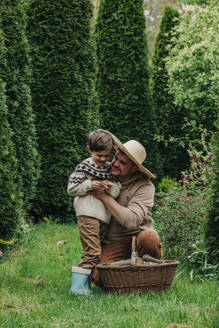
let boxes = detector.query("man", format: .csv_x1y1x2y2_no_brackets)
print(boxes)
91,136,162,286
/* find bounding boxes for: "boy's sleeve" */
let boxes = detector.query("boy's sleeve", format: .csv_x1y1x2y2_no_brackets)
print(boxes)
67,171,92,197
106,181,121,199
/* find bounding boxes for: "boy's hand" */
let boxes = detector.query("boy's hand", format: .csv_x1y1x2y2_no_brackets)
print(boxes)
91,180,104,191
101,180,112,190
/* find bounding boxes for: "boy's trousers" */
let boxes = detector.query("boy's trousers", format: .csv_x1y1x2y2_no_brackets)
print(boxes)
77,216,108,269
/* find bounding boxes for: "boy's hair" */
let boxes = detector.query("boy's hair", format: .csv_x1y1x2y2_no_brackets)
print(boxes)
88,129,113,151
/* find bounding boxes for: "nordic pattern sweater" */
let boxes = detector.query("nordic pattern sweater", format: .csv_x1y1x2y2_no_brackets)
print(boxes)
67,158,121,224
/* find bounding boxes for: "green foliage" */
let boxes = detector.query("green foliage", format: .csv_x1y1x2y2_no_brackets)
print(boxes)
178,0,214,5
0,29,24,243
166,2,219,135
155,133,214,265
0,0,39,214
154,186,209,260
180,129,213,190
205,118,219,263
95,0,156,171
152,6,189,179
182,240,219,281
26,0,95,221
157,176,180,193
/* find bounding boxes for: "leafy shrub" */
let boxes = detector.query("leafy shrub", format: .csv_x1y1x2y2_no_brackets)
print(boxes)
152,6,188,179
95,0,157,172
166,2,219,135
205,118,219,264
154,185,209,260
154,132,213,260
0,0,39,214
158,176,180,192
0,28,25,245
26,0,95,221
182,240,219,281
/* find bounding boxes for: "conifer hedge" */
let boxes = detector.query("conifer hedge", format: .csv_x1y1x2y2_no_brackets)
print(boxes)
152,6,189,178
0,29,24,242
26,0,95,220
95,0,156,169
0,0,39,214
205,118,219,263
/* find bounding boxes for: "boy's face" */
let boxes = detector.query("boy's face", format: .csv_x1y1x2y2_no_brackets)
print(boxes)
87,147,112,167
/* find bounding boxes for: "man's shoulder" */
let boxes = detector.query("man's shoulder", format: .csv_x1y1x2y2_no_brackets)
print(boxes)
127,173,155,193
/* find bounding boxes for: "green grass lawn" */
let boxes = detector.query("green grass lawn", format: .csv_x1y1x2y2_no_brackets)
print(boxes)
0,223,218,328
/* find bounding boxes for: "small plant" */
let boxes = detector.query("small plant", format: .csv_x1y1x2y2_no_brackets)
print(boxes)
179,129,213,189
181,240,219,282
158,176,180,192
154,185,209,260
154,129,213,260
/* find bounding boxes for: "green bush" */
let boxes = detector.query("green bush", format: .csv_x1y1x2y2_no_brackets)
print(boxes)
152,6,189,179
166,2,218,135
0,29,24,243
205,118,219,264
183,240,219,281
95,0,158,171
154,186,209,260
157,176,180,193
26,0,95,221
0,0,39,214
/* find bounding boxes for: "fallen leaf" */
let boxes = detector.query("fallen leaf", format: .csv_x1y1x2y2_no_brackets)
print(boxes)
130,307,138,312
56,240,67,246
166,324,192,328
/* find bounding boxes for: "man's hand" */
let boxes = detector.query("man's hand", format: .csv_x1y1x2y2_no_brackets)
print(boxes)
90,188,107,201
91,189,121,220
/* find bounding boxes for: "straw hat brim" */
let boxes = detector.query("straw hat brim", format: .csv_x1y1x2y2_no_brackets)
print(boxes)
111,135,156,179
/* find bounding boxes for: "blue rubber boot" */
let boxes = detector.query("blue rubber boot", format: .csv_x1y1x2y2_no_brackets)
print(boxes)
69,266,93,295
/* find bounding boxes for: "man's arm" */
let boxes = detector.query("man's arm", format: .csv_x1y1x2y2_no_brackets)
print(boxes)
91,190,122,219
91,182,155,230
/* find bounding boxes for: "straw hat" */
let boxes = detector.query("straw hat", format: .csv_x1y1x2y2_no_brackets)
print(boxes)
112,135,156,179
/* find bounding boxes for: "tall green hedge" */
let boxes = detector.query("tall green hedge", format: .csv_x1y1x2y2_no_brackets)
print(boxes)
205,118,219,263
0,29,24,242
95,0,156,170
0,0,39,214
151,6,189,178
26,0,95,220
166,3,218,139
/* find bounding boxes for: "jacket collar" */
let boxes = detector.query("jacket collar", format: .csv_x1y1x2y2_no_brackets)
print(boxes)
121,172,149,186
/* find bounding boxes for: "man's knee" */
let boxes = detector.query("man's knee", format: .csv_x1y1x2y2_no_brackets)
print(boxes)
136,229,162,259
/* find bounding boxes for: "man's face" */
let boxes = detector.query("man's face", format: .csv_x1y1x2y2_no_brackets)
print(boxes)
111,150,138,182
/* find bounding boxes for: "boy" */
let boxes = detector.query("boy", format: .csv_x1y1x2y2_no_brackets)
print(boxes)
67,129,121,294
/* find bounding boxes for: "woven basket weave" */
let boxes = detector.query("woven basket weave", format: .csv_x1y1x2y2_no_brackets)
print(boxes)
97,260,179,294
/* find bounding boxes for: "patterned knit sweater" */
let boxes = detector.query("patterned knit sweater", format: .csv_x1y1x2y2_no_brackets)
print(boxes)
67,158,121,224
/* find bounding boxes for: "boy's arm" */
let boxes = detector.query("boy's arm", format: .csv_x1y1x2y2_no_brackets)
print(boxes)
67,172,92,197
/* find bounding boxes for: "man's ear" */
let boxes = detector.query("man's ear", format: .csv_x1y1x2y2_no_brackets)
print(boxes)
87,146,92,154
131,165,138,173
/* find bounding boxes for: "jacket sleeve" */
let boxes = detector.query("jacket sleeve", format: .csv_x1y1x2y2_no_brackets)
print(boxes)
106,181,122,199
115,183,155,230
67,171,92,197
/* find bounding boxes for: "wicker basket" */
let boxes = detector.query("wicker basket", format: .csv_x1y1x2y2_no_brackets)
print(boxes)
97,260,179,294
